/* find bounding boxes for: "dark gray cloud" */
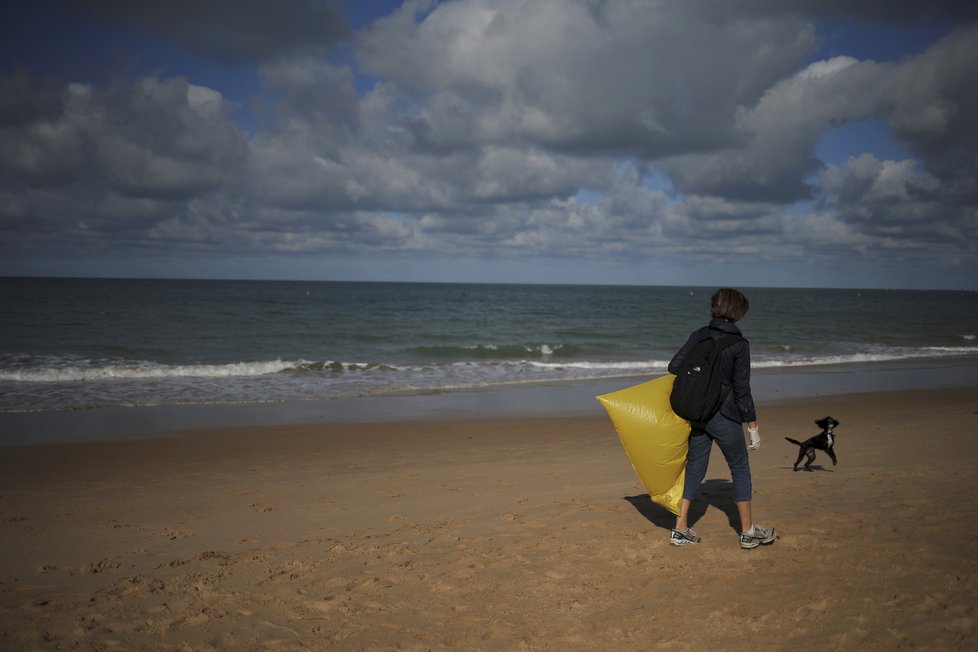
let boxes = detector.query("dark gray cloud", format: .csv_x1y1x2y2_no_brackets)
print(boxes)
698,0,978,22
0,73,248,257
0,71,65,128
72,0,349,65
658,56,890,201
815,155,976,248
880,25,978,201
0,75,246,199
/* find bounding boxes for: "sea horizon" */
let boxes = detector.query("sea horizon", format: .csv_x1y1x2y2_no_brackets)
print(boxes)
3,273,977,292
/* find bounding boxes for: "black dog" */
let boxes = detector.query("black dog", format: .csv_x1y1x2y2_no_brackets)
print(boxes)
785,417,840,472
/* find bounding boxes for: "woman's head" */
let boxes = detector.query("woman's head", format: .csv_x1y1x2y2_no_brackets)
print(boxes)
711,288,749,322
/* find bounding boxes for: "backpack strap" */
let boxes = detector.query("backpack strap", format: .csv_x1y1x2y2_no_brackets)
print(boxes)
705,326,745,350
716,332,744,349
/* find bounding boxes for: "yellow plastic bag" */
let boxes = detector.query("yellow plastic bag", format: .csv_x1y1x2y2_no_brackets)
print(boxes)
596,375,691,516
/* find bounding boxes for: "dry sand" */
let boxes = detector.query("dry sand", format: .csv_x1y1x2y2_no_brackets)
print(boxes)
2,386,977,651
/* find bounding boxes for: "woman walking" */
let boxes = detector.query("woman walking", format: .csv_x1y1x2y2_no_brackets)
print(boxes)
667,288,776,549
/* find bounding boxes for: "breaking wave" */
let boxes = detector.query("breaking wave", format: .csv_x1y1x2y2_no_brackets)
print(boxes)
2,343,978,413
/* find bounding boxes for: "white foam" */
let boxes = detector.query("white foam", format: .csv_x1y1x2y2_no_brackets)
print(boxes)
0,359,306,382
521,359,667,371
752,346,978,368
4,343,978,414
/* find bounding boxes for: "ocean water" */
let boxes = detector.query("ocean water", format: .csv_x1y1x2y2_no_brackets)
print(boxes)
2,278,977,414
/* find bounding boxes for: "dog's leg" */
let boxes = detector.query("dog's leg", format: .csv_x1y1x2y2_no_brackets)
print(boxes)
827,447,837,466
803,449,816,471
793,449,806,472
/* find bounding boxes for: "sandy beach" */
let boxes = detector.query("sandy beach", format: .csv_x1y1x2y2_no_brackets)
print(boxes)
2,386,977,651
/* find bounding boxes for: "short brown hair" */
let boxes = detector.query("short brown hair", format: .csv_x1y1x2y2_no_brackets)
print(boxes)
711,288,749,322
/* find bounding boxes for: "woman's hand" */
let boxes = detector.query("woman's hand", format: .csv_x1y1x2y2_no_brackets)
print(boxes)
746,423,760,450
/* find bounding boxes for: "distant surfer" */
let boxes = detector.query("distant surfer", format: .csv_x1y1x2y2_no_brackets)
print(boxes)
667,288,777,549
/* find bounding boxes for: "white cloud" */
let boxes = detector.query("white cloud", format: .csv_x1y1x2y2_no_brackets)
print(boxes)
357,0,814,157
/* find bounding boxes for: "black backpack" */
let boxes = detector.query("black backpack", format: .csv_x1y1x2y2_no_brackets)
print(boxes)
669,326,744,427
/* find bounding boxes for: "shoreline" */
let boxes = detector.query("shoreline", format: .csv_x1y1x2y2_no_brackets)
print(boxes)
3,358,978,446
2,385,977,649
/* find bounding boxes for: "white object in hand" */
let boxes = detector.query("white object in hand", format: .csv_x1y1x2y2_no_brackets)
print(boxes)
747,426,761,450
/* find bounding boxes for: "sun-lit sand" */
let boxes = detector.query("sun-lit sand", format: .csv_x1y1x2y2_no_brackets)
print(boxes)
2,386,977,650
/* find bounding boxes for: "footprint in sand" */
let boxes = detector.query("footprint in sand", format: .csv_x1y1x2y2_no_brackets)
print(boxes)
162,526,194,540
82,560,121,575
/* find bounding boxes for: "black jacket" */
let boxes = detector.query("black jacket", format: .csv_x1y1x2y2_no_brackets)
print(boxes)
668,318,757,424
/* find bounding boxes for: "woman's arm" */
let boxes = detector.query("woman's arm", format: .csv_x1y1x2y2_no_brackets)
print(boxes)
731,341,757,423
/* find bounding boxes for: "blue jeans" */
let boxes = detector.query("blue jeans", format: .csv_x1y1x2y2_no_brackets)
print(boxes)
683,412,753,503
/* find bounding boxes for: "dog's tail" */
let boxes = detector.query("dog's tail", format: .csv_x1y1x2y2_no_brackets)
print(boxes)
784,437,803,446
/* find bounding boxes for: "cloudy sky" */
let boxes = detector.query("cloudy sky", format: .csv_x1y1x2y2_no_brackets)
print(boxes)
2,0,977,289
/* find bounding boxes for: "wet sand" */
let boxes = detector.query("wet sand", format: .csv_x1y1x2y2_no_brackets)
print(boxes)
2,386,977,650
